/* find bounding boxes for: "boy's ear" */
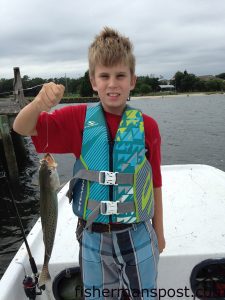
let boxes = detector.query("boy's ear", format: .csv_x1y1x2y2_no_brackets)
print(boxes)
130,75,137,91
90,77,98,92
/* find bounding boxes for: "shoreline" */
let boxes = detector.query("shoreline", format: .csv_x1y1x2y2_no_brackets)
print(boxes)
131,92,225,100
23,92,225,104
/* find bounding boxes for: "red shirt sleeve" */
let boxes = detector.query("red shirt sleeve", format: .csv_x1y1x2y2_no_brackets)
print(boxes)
31,104,87,157
143,114,162,188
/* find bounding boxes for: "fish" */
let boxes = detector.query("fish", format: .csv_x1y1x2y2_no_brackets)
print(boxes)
38,153,60,290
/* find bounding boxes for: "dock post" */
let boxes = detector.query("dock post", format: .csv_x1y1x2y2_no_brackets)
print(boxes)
12,67,28,165
13,67,27,108
0,115,19,185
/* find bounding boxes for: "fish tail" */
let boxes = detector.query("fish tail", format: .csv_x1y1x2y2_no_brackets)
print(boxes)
38,264,51,290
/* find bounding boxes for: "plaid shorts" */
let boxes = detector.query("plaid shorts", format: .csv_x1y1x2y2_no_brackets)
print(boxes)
78,221,159,300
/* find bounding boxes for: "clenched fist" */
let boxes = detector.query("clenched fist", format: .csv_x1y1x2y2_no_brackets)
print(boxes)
33,82,65,112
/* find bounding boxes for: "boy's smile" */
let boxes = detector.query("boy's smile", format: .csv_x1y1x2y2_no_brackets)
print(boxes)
90,64,136,115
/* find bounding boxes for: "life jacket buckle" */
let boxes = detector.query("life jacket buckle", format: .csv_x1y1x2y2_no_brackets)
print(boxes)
100,201,119,215
99,171,118,185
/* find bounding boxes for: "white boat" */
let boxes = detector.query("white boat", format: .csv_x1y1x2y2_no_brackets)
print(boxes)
0,164,225,300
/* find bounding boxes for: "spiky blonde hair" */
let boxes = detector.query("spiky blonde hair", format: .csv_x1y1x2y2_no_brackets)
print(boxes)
88,27,135,78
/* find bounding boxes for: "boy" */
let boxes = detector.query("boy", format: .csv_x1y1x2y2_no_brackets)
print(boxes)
13,27,165,299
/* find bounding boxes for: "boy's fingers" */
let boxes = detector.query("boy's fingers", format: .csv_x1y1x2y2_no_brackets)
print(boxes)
34,82,65,112
44,85,58,105
43,82,65,104
51,84,65,101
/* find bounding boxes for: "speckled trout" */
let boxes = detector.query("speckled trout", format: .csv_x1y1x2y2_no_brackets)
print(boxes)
38,153,60,289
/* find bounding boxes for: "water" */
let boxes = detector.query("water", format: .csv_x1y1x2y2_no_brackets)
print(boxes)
0,94,225,279
133,94,225,169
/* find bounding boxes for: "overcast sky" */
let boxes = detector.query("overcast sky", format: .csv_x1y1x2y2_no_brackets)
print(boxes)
1,0,225,79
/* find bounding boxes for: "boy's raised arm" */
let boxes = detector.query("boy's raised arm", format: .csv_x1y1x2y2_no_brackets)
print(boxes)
13,82,65,136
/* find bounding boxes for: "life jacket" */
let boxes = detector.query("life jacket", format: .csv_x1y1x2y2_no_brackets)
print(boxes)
67,103,154,225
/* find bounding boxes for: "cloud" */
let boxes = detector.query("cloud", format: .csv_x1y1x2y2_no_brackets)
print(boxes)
1,0,225,79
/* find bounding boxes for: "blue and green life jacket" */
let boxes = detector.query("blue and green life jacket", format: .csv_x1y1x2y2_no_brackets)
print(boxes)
67,103,154,224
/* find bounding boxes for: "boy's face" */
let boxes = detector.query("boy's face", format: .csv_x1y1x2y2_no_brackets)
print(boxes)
90,63,136,115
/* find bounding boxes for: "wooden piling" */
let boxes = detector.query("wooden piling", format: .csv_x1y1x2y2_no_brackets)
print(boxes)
0,67,30,184
13,67,27,108
0,115,19,185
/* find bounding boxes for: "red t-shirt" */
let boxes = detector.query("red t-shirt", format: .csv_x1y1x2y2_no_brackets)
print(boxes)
32,104,162,187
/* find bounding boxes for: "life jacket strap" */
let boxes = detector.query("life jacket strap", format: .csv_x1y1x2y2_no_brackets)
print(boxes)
83,200,135,230
88,199,135,215
76,169,134,185
66,170,134,202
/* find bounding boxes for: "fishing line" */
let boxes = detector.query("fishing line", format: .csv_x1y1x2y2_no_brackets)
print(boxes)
41,112,49,154
41,83,56,153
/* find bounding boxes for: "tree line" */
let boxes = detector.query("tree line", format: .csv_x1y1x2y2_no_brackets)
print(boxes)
1,70,225,98
171,71,225,93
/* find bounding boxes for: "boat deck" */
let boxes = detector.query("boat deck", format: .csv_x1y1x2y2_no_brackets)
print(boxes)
162,164,225,256
1,164,225,299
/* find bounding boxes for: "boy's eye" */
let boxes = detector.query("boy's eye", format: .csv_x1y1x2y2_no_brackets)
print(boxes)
100,74,109,78
98,73,126,79
117,73,127,79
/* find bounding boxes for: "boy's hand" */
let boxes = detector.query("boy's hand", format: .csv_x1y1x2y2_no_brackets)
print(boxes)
33,82,65,112
158,235,166,253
